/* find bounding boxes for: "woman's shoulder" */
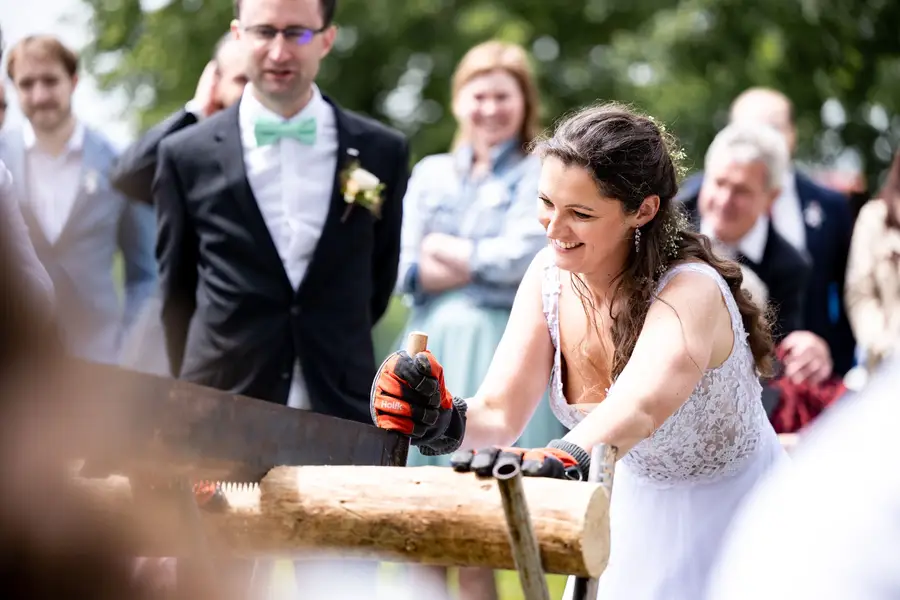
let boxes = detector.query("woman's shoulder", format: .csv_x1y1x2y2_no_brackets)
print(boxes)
658,259,722,282
856,197,890,225
533,245,557,271
655,260,729,301
521,246,558,294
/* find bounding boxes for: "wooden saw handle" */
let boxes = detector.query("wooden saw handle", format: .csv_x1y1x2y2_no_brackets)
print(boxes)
395,331,428,465
406,331,428,355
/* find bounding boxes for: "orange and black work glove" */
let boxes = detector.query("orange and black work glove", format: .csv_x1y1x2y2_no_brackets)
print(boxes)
192,481,230,511
370,349,467,456
449,439,591,481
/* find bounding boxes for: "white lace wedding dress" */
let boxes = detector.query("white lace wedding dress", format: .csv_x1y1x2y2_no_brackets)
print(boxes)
539,250,787,599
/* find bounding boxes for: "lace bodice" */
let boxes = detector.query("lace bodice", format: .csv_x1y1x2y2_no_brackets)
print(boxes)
540,249,770,486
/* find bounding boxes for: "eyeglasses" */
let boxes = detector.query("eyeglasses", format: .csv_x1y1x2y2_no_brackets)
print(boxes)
242,24,328,46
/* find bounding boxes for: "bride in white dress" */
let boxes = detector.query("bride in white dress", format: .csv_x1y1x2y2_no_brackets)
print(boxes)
370,102,787,599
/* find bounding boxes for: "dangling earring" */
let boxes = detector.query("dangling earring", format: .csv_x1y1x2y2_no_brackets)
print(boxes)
634,226,642,253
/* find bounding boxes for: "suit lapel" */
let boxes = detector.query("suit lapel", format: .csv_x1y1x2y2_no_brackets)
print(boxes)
794,173,826,255
295,98,364,295
56,128,102,247
214,104,292,291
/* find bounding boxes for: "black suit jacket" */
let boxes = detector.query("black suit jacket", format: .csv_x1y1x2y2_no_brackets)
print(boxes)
111,108,199,205
678,195,811,341
679,171,857,374
153,97,410,424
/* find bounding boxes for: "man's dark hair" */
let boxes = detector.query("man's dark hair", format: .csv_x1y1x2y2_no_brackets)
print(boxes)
232,0,337,26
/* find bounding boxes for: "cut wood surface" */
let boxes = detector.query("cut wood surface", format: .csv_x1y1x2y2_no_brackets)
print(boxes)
71,465,610,577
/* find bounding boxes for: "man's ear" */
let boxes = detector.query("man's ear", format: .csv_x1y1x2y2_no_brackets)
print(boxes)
319,25,338,59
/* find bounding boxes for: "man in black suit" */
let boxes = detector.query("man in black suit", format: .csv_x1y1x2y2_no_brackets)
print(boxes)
678,122,835,394
111,34,248,205
681,87,856,375
153,0,409,426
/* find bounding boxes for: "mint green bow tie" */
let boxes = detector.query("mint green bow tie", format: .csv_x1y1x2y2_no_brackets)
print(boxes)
254,117,317,146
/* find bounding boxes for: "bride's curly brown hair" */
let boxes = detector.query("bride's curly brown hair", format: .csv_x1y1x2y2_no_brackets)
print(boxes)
531,102,774,385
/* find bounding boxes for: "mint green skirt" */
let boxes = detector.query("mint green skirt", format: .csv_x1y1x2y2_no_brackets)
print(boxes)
399,290,566,467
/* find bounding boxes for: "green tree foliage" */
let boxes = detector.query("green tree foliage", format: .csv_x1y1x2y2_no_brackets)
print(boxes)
82,0,900,187
82,0,900,369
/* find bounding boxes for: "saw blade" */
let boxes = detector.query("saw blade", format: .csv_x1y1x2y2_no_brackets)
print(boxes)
71,359,409,482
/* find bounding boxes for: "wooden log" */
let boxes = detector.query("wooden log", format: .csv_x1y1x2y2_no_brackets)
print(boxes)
71,465,611,577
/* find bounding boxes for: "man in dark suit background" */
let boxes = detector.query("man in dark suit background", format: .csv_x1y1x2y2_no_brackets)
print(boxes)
679,123,814,348
680,87,856,376
678,122,841,418
153,0,409,426
111,34,249,205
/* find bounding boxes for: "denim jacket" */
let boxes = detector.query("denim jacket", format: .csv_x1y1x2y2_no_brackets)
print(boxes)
396,139,546,309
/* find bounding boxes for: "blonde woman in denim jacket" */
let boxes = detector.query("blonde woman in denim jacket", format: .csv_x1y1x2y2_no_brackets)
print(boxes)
394,41,564,599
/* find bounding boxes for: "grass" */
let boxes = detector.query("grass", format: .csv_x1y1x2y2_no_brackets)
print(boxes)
267,561,568,599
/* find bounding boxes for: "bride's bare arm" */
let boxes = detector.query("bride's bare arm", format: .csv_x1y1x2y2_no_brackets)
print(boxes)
564,271,731,458
458,255,555,449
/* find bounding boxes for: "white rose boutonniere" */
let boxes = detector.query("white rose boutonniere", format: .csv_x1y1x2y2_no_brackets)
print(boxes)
340,159,385,223
83,168,99,195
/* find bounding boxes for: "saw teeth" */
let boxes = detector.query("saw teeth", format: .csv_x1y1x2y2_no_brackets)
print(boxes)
210,481,261,508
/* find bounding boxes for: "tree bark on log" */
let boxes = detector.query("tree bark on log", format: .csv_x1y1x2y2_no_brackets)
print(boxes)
71,465,610,577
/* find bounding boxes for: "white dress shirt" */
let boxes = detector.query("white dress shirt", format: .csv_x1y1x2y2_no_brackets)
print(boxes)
238,84,338,410
24,120,86,244
770,169,806,252
702,215,769,264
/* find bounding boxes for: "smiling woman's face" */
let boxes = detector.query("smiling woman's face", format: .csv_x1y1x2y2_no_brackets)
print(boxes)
537,155,636,277
453,69,525,149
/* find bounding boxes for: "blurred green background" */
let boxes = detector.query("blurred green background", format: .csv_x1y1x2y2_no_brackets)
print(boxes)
83,0,900,190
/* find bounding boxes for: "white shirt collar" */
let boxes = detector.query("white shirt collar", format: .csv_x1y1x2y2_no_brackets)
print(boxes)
701,215,769,264
778,168,798,200
239,84,326,149
22,119,85,153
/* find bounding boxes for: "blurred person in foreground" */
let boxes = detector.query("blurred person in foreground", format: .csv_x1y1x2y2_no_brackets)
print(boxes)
0,34,157,365
395,39,563,600
844,149,900,375
0,215,217,600
372,103,787,600
705,354,900,600
111,33,249,205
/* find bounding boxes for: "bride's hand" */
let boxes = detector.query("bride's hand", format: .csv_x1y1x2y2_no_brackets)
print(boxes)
370,349,468,454
450,441,591,481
